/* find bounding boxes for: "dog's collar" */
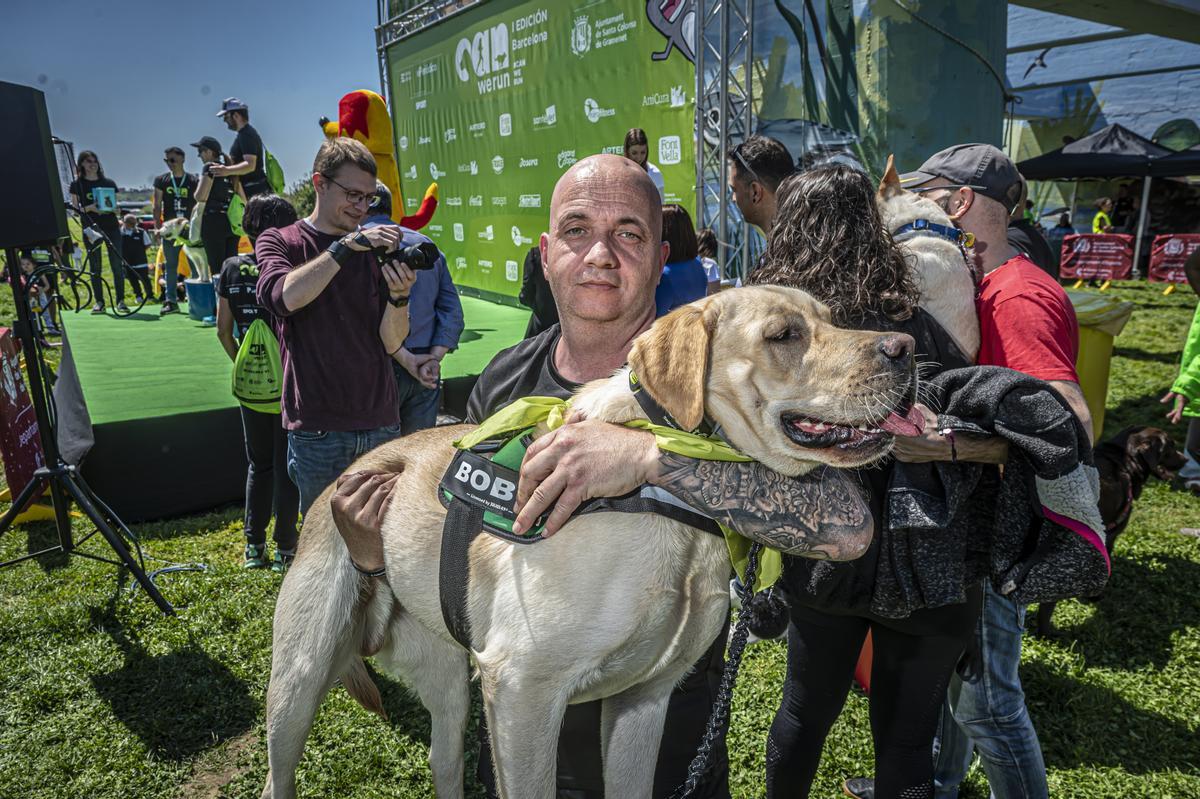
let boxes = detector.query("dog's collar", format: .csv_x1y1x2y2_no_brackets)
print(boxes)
892,219,973,248
1107,482,1134,533
628,371,717,437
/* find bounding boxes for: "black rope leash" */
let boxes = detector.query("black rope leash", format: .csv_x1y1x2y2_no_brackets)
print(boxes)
669,541,764,799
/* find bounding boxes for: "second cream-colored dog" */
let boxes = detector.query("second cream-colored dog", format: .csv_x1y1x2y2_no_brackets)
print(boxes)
260,285,919,799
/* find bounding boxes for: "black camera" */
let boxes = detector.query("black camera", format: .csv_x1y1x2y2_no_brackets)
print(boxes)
373,241,439,271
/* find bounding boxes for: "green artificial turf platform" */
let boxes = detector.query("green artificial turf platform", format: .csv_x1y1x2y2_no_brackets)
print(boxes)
63,294,530,426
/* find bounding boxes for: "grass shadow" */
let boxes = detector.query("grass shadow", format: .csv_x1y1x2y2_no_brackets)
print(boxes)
16,518,70,570
1048,554,1200,671
1111,346,1181,366
87,603,257,760
457,329,486,344
1026,660,1199,773
1102,393,1178,438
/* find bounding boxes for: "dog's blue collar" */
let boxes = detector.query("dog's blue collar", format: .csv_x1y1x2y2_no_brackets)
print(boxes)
892,219,965,245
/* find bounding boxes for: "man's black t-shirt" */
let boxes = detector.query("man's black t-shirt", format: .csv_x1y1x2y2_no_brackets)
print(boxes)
216,254,266,340
231,124,269,198
153,171,199,222
466,324,731,799
1008,219,1057,279
69,177,119,229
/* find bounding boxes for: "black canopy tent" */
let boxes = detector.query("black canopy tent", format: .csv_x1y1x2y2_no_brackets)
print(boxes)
1017,124,1179,274
1151,145,1200,177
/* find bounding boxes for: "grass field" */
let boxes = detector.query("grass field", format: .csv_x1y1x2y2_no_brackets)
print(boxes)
0,280,1198,798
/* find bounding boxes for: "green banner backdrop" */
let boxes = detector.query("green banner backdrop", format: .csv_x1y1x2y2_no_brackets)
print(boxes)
387,0,697,301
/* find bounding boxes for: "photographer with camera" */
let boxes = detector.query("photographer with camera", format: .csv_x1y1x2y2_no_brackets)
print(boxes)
255,138,417,515
363,182,463,434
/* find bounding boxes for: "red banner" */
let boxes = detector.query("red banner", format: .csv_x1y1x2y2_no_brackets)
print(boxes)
1059,234,1134,280
0,329,45,505
1148,234,1200,283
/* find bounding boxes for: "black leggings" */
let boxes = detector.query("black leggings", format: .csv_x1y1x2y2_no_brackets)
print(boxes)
201,213,239,277
85,216,124,306
240,405,299,553
765,589,981,799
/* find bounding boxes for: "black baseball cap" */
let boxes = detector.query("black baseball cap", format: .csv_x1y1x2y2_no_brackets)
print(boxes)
190,136,222,154
900,143,1022,208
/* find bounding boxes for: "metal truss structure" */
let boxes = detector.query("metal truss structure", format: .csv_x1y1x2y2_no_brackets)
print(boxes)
694,0,757,279
375,0,484,103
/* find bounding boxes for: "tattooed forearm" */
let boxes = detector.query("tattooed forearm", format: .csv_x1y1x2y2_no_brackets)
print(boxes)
651,453,874,560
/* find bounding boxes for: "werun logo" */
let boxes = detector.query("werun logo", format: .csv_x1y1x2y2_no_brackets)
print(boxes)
455,23,511,94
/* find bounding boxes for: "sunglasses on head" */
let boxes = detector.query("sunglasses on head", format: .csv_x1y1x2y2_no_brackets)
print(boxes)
731,142,764,187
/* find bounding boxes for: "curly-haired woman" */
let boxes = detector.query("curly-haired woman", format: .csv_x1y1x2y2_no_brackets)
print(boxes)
747,163,982,799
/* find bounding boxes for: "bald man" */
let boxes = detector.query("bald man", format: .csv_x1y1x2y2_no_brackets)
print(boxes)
334,155,872,796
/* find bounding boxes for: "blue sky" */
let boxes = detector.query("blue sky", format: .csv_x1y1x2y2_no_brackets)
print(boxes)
2,0,383,189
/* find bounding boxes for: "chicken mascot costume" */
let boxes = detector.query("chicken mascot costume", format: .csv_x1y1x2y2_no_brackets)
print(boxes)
320,89,437,229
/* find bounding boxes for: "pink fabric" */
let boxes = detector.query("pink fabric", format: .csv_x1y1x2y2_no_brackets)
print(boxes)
1042,507,1111,573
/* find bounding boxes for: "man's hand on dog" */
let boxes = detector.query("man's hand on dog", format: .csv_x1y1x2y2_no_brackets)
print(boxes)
514,420,661,537
331,471,400,574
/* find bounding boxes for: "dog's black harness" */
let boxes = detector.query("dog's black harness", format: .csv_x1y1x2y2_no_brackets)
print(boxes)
436,391,726,650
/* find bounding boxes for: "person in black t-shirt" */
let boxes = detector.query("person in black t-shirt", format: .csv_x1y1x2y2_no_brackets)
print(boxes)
208,97,270,199
153,146,200,306
191,135,244,282
68,150,127,313
1007,177,1057,279
215,194,301,572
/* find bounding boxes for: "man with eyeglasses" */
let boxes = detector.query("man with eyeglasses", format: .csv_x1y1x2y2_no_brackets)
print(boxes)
255,137,418,516
726,135,795,236
152,147,199,309
844,143,1090,799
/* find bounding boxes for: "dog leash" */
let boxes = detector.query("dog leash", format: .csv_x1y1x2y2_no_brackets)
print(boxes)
669,540,764,799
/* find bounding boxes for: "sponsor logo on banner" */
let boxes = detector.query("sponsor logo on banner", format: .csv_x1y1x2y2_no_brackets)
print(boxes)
415,99,427,110
511,226,532,247
533,104,556,129
455,256,468,270
570,15,592,56
518,194,542,208
506,260,520,281
445,196,462,206
1166,237,1186,256
469,121,487,136
430,162,446,179
399,135,409,151
407,198,418,208
458,161,479,175
479,225,495,241
593,10,637,50
469,195,483,207
427,224,443,235
1074,238,1091,253
417,61,438,77
492,196,508,206
444,128,457,143
418,135,431,146
499,113,512,136
454,10,549,96
642,85,687,107
584,98,615,123
479,259,493,272
658,136,682,165
399,70,412,84
557,150,577,168
601,145,623,155
519,158,539,168
492,156,505,174
405,164,417,180
453,223,464,241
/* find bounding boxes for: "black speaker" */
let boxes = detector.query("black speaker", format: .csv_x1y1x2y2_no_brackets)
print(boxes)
0,81,69,249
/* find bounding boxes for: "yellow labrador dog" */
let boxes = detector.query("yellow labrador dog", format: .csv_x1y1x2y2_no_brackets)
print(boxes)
261,285,919,799
876,156,980,361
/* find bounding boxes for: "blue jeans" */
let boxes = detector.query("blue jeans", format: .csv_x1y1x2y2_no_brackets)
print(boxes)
933,582,1048,799
286,423,402,516
393,360,440,434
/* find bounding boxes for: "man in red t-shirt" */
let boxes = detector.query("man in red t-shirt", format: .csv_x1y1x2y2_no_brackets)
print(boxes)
876,145,1089,799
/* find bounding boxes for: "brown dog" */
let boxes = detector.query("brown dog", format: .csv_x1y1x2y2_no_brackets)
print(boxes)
1034,426,1186,637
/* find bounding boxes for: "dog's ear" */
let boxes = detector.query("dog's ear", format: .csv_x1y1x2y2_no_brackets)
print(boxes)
878,154,903,199
1137,430,1183,480
628,302,716,432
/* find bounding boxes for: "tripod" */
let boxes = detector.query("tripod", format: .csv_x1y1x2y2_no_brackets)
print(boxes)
0,245,174,614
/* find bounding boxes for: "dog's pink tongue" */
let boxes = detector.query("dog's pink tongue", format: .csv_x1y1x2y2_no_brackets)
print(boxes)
880,405,925,437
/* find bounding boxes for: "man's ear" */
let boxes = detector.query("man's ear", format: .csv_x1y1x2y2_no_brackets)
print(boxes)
948,187,974,221
627,302,716,431
878,154,904,199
